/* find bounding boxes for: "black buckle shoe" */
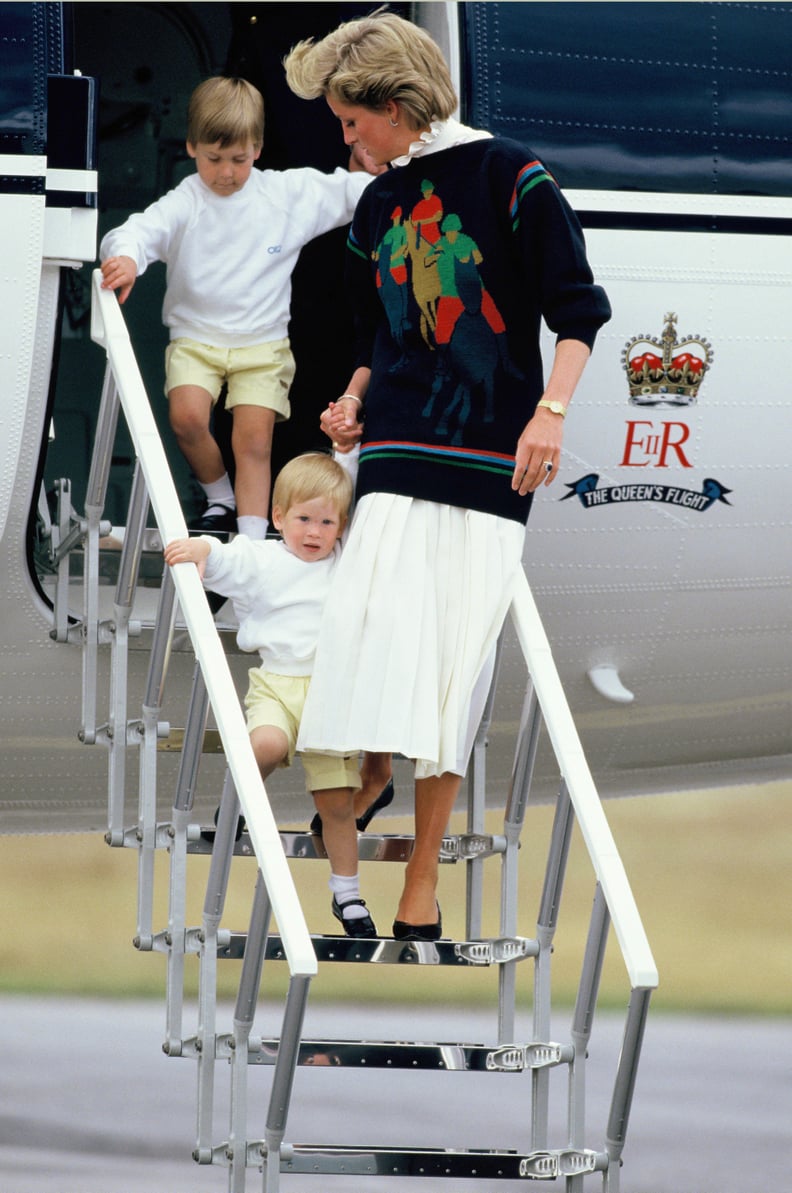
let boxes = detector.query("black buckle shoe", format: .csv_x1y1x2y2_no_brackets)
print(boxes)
332,896,377,938
189,505,237,540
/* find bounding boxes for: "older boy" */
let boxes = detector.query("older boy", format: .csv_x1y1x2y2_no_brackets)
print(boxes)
101,76,375,540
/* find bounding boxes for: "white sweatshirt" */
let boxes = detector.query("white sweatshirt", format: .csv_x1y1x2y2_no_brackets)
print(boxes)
99,167,371,347
202,536,342,676
199,450,358,674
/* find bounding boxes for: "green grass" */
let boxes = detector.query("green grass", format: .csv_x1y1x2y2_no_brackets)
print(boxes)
2,780,790,1014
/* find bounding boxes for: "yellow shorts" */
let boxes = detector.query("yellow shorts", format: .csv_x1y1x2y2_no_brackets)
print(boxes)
164,336,295,418
244,667,360,793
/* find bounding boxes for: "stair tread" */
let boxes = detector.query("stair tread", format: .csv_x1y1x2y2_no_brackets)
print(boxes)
245,1037,572,1072
217,932,537,967
189,828,505,863
276,1142,605,1180
190,829,416,862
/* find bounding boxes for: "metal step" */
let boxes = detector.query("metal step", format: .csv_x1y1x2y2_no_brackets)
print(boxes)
189,828,507,863
241,1037,574,1072
258,1143,607,1180
216,932,538,967
189,828,414,862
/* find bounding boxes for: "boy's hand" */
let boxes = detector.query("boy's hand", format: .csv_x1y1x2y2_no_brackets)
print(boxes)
320,399,363,451
163,536,211,578
100,255,138,304
348,144,386,176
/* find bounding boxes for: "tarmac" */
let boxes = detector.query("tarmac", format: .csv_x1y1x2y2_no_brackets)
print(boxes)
1,995,790,1193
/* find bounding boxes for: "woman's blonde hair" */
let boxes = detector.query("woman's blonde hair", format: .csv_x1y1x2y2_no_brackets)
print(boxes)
283,10,457,131
272,453,354,522
187,76,264,149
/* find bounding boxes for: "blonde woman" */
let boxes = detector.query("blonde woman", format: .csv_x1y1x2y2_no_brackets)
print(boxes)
286,12,611,940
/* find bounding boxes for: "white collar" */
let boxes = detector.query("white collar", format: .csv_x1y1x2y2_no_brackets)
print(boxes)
390,117,492,167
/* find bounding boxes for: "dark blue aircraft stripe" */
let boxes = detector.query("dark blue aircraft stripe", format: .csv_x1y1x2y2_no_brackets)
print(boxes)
0,176,45,196
47,190,97,209
0,177,96,206
577,211,792,237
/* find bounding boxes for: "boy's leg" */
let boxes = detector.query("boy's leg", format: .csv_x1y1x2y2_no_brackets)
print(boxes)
315,787,375,934
168,385,228,487
354,751,394,823
226,725,288,843
304,753,375,936
230,404,277,523
312,788,359,875
249,724,290,780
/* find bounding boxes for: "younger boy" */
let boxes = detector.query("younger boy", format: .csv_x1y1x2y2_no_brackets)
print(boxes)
163,451,375,937
101,76,375,540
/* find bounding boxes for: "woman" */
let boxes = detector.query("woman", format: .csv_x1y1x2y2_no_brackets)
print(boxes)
285,11,611,940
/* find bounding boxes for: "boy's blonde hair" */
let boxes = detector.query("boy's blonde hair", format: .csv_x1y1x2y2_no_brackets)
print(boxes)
187,76,265,149
272,452,354,521
284,10,457,132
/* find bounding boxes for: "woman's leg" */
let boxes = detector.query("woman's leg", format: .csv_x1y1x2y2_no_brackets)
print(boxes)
395,771,462,927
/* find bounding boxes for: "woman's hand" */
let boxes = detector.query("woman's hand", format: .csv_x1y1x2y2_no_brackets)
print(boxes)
511,406,565,495
321,369,370,450
321,398,364,452
511,338,591,495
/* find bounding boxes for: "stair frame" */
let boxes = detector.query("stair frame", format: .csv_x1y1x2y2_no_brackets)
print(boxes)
50,270,659,1192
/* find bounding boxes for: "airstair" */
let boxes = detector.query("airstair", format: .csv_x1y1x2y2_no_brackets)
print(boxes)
47,269,658,1191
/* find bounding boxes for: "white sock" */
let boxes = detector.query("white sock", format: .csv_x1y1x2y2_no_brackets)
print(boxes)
200,474,235,514
236,515,268,540
329,873,368,920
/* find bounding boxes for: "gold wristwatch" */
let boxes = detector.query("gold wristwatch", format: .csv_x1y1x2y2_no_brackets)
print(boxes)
536,399,566,417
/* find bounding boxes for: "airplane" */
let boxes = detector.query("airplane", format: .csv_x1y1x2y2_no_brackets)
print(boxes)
1,2,789,1189
6,0,790,831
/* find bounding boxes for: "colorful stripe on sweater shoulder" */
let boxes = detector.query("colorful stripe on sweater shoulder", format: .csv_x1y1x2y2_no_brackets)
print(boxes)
510,160,556,231
347,226,368,262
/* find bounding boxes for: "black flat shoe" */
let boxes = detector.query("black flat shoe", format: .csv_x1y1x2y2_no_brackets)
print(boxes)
189,505,237,539
310,778,395,836
392,905,442,942
332,896,377,939
200,804,246,844
205,589,229,614
355,777,395,831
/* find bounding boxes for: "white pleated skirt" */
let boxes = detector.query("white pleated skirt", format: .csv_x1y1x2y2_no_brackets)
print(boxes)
297,493,526,778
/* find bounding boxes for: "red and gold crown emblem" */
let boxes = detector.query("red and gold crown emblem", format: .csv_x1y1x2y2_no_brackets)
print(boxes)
622,312,712,405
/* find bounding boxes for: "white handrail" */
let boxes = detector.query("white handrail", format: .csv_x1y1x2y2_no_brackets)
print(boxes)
89,270,317,979
510,569,658,991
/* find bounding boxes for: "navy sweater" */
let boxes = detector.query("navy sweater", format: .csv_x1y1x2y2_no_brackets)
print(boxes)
346,137,611,523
